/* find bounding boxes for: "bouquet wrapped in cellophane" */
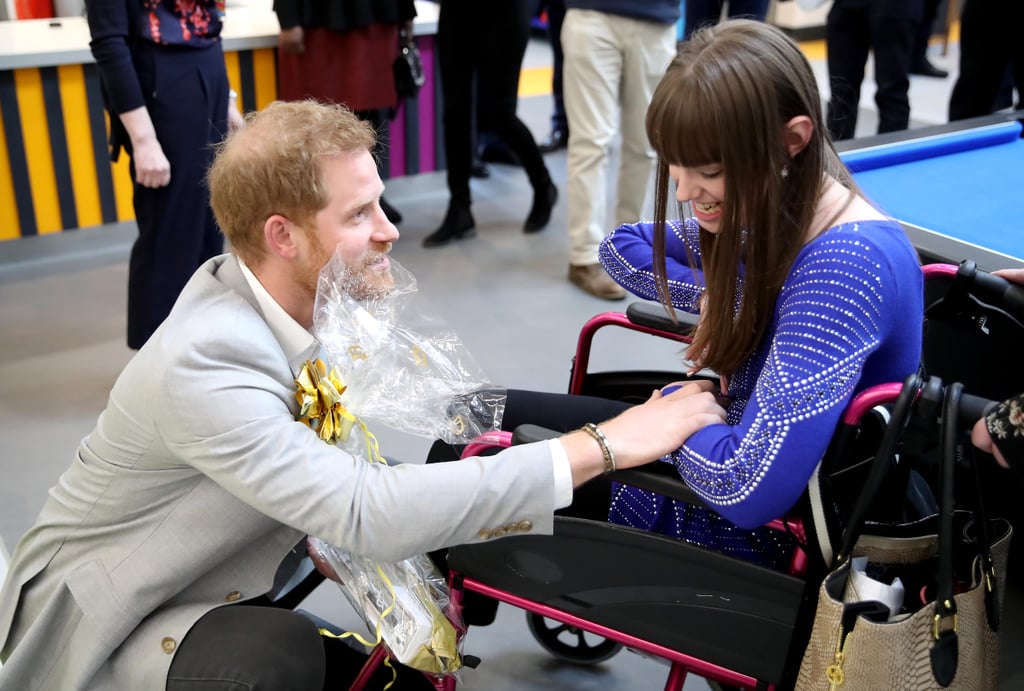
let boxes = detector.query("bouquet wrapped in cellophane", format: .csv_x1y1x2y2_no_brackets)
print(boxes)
296,249,506,678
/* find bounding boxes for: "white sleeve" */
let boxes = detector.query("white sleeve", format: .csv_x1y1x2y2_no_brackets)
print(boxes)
549,438,574,509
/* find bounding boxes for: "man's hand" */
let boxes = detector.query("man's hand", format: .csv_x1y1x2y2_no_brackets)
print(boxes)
601,380,727,468
560,380,727,486
279,26,305,55
307,536,343,583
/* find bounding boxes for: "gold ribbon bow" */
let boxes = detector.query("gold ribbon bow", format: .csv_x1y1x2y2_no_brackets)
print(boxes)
295,359,357,445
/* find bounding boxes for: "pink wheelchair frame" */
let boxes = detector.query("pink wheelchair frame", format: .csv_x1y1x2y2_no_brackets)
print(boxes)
346,261,1022,690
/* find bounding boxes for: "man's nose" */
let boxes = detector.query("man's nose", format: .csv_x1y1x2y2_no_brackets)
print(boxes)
376,215,400,242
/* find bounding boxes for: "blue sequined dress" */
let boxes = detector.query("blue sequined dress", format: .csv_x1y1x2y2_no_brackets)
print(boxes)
598,217,923,569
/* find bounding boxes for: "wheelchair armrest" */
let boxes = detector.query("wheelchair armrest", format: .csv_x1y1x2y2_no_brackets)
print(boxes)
511,424,709,509
625,301,699,336
511,424,563,445
610,463,709,508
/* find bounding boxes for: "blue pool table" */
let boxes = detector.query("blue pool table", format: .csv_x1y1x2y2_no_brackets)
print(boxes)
837,113,1024,270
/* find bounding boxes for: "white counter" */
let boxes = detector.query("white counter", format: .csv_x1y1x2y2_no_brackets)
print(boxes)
0,2,439,71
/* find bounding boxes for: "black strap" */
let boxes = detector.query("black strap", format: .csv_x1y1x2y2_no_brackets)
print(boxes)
929,382,962,686
835,373,924,562
969,426,1002,633
935,382,960,618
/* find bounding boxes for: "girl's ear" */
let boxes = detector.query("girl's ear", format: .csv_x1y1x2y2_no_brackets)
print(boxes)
265,214,301,260
783,115,813,157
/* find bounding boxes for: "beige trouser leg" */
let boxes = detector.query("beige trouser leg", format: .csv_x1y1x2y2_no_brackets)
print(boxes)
562,9,676,266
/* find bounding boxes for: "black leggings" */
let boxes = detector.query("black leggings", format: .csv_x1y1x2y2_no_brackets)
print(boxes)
431,389,631,519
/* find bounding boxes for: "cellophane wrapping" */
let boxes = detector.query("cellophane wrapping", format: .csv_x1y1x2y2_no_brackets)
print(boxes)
313,251,505,443
308,537,462,677
305,251,508,676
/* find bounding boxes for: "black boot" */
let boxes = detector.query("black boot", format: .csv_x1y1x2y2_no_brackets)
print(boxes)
423,204,476,248
380,197,402,224
910,58,949,79
523,182,558,233
538,127,568,153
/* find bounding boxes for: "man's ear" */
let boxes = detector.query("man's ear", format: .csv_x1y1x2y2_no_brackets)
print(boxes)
264,214,301,260
783,115,814,157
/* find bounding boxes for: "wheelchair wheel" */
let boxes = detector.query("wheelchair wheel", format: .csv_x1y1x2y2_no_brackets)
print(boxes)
525,612,623,664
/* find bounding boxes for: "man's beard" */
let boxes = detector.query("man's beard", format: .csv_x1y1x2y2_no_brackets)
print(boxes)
301,235,394,302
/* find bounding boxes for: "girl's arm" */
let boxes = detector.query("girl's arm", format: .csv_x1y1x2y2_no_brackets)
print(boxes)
599,219,706,312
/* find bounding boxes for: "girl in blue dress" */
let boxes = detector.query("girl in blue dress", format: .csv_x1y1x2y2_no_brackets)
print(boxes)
596,19,924,569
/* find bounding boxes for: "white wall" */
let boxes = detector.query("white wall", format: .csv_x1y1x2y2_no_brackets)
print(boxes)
770,0,833,31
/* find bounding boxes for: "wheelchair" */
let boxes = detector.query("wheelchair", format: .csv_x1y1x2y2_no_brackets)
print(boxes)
434,260,1024,691
297,259,1024,690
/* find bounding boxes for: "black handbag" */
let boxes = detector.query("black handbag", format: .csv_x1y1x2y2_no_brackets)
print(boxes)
393,29,425,100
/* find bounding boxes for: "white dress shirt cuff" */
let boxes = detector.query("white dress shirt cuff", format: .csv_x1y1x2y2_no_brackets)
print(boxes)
549,438,574,509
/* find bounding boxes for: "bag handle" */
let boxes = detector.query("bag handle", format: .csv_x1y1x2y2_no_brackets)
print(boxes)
834,372,924,563
969,442,1002,633
929,381,966,686
930,381,1001,683
935,382,960,622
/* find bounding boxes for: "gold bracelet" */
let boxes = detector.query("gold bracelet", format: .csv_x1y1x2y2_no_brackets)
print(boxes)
581,423,616,474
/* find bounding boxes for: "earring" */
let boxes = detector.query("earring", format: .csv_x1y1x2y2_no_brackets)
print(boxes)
780,164,790,179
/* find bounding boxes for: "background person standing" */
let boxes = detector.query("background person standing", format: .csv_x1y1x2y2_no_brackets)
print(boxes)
825,0,923,140
274,0,417,225
561,0,678,299
88,0,244,350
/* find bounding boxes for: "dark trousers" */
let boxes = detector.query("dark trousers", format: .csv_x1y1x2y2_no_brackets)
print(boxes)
826,0,923,140
948,0,1024,120
437,0,551,207
127,42,227,349
683,0,771,41
167,605,434,691
912,0,943,63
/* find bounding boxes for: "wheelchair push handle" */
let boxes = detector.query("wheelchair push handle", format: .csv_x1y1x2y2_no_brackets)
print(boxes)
960,391,998,424
957,260,1024,318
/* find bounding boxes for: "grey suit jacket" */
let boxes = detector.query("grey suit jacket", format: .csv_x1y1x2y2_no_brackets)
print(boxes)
0,254,556,691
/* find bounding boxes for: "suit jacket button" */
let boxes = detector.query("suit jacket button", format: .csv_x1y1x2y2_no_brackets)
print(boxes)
161,637,176,654
225,590,242,602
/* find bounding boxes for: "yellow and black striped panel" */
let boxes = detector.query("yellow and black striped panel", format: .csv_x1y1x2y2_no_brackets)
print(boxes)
0,48,277,241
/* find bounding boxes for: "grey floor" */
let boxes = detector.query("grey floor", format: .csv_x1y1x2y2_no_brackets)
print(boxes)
2,36,1022,690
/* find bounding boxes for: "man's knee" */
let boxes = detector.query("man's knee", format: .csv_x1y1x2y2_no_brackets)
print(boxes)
167,606,325,691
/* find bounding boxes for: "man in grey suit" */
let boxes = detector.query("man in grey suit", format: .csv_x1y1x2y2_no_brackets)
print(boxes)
0,100,726,691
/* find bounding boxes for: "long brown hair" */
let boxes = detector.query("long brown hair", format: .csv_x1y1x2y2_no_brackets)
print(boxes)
646,19,856,376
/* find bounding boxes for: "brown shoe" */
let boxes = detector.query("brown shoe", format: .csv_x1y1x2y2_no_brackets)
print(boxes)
568,264,627,300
